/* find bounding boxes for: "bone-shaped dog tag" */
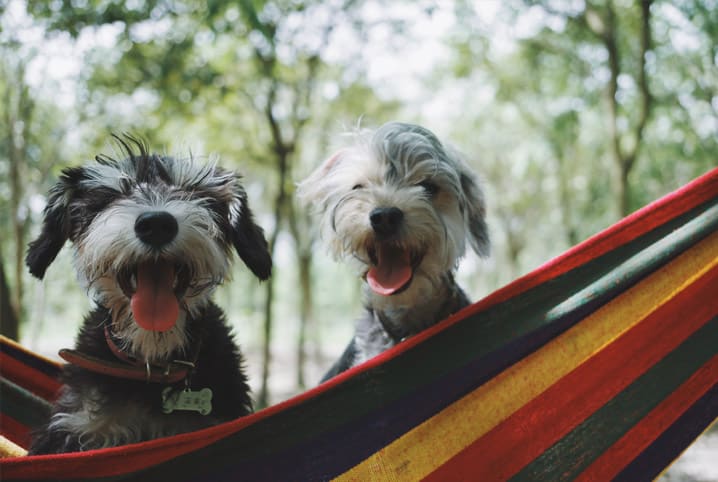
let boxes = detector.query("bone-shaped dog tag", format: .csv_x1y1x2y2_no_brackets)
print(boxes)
162,387,213,415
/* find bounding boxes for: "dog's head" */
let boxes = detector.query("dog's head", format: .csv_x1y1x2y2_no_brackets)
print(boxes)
27,137,271,360
298,122,489,305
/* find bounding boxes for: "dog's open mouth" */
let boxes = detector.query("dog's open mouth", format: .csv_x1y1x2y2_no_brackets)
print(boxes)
117,260,191,332
366,243,423,296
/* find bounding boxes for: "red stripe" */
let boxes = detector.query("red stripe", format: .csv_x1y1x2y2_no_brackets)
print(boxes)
1,340,394,479
1,169,716,478
1,344,391,478
0,414,31,448
577,355,718,481
459,167,718,316
1,421,238,478
0,336,62,375
0,385,321,479
0,336,62,367
331,167,718,381
424,264,718,482
0,353,61,401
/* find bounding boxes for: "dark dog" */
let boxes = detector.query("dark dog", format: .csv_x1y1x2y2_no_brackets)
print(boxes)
26,137,271,454
298,122,489,380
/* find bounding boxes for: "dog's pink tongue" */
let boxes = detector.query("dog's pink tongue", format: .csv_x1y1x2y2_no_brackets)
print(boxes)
367,245,412,296
130,261,179,332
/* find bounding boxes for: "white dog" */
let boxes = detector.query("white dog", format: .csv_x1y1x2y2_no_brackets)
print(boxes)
298,122,489,380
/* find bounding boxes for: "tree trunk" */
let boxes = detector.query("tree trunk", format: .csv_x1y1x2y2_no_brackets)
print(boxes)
246,1,335,404
10,157,28,324
257,167,286,408
295,249,312,389
549,139,581,248
598,0,653,218
0,257,19,340
602,0,627,217
257,77,290,406
286,183,316,390
5,78,21,322
258,251,277,408
616,159,631,218
4,60,34,330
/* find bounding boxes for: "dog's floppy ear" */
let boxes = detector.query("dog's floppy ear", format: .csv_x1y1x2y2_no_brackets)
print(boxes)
459,167,490,258
229,183,272,281
26,168,82,279
296,150,345,210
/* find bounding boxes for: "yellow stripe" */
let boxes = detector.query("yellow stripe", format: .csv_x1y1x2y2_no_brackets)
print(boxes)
336,231,718,482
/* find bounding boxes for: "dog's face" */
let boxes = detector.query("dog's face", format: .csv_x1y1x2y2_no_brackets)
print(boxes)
27,138,271,360
298,122,489,307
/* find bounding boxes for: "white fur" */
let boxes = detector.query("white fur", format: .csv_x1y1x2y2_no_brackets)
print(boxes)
66,157,241,362
48,386,209,450
298,122,488,316
48,388,143,451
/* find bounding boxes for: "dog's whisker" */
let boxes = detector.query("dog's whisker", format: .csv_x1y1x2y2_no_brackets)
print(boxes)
330,192,355,234
350,252,371,266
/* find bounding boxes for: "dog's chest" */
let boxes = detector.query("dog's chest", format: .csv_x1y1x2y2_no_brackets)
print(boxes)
50,383,222,450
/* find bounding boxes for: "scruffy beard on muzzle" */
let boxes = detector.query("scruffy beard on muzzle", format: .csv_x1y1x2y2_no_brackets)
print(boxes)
327,191,467,305
73,199,232,362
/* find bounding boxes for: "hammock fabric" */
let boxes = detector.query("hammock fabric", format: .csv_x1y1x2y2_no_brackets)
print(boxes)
1,167,717,481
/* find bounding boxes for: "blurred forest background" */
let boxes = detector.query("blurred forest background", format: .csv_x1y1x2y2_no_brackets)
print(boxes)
0,0,716,478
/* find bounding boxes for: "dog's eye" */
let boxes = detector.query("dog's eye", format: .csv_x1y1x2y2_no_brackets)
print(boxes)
352,183,365,190
418,181,439,196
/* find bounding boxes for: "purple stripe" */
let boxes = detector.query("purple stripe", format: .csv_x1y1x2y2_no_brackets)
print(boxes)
613,383,718,482
201,304,606,481
0,339,61,379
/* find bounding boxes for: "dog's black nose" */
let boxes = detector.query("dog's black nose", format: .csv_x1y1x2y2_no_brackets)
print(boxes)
135,211,178,247
370,207,404,238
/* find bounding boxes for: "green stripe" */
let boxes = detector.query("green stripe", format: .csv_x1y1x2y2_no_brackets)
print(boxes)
511,317,718,481
541,202,718,323
0,378,52,430
133,201,718,480
13,200,713,482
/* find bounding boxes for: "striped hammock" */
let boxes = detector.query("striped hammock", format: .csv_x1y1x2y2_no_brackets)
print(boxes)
1,167,717,481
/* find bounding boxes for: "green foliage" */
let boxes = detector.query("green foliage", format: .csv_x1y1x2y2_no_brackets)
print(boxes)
445,0,714,275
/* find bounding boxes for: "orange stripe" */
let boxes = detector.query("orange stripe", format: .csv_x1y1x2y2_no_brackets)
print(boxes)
339,231,718,482
0,335,62,368
424,263,718,482
577,355,718,481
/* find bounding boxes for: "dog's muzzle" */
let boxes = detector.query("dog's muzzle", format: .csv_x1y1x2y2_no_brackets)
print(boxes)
365,207,424,296
115,211,186,332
